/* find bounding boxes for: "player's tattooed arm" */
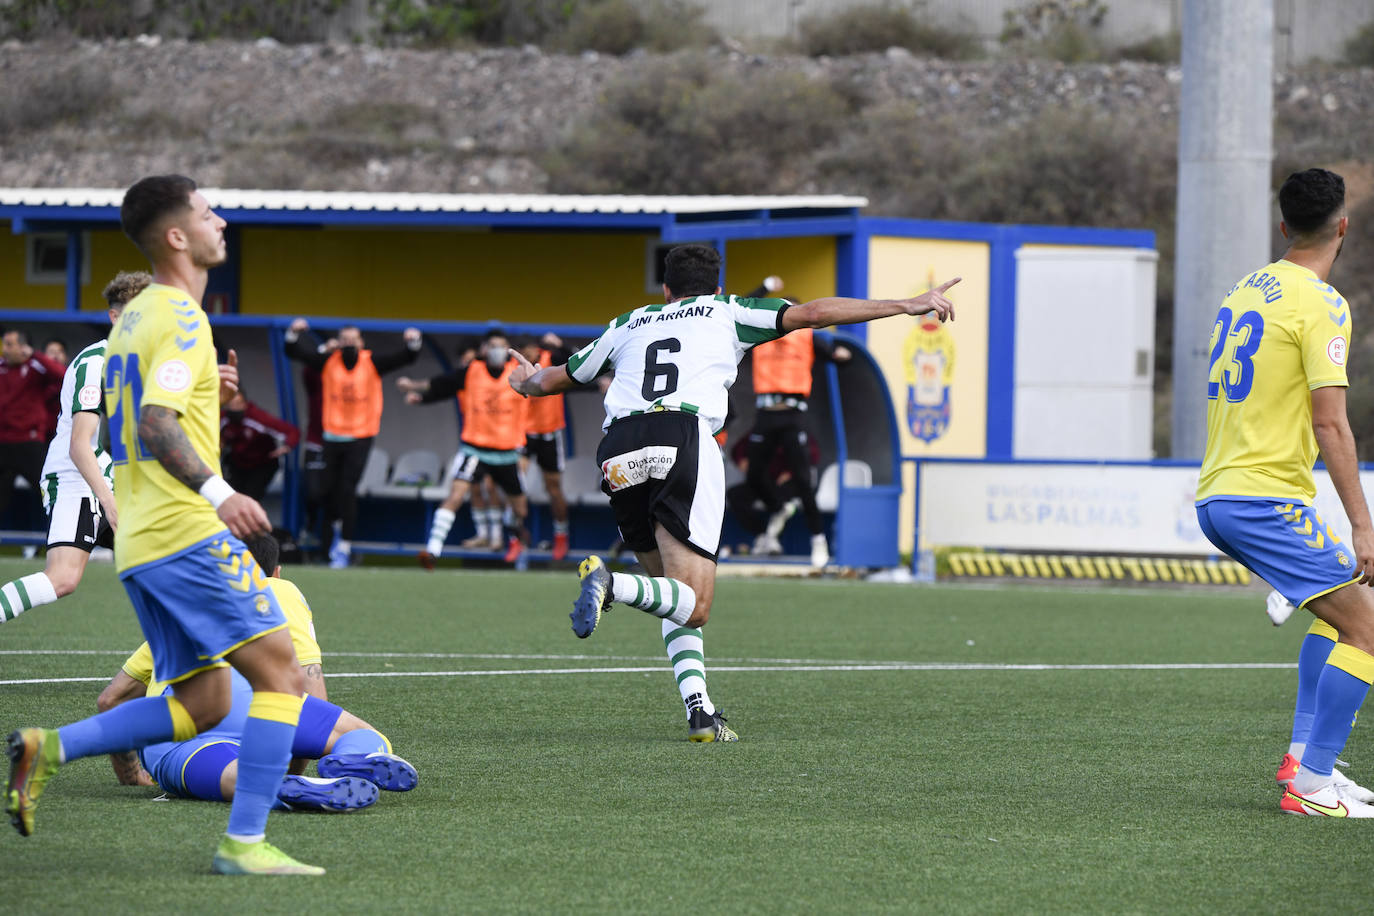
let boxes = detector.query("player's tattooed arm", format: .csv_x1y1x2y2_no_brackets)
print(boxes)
138,405,215,491
301,663,327,702
110,750,155,787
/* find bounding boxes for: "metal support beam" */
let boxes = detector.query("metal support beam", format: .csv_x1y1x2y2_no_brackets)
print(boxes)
64,230,82,312
1171,0,1274,458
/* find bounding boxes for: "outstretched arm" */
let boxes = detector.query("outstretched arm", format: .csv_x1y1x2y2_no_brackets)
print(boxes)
372,328,424,374
138,406,270,540
781,278,960,332
507,347,578,398
283,319,330,370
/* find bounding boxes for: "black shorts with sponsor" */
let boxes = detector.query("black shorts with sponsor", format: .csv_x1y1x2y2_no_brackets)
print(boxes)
46,494,114,552
450,450,524,497
523,432,565,474
595,411,725,561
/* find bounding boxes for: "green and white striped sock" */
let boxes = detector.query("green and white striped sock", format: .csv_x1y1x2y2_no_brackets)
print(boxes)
611,573,695,625
663,620,714,717
0,572,58,624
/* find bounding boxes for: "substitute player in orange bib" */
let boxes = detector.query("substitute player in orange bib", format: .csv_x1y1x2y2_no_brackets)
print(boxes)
400,328,532,568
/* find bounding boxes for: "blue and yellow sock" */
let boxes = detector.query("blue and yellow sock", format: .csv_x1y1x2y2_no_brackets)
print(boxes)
56,695,196,762
226,692,302,840
1299,643,1374,785
330,728,391,757
1290,619,1339,752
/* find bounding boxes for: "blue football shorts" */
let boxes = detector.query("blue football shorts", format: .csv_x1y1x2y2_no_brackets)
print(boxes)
1196,497,1358,607
142,735,241,798
120,532,287,686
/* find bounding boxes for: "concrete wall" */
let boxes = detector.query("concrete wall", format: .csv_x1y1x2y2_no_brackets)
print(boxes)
690,0,1369,66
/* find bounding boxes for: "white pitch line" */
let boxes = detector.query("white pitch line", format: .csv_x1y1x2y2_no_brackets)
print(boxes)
0,649,974,665
0,661,1297,687
1,676,110,685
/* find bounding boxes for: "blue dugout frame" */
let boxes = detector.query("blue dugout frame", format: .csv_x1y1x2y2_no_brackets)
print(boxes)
0,310,889,556
2,202,1154,565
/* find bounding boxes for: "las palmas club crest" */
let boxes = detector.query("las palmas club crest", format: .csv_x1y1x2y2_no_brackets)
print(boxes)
903,270,955,444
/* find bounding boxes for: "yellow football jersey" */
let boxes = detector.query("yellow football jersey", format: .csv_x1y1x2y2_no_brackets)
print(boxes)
269,578,321,668
1196,260,1351,504
122,576,322,695
104,283,225,571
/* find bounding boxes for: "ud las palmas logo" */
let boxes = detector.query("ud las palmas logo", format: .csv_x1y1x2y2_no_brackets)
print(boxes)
903,269,955,444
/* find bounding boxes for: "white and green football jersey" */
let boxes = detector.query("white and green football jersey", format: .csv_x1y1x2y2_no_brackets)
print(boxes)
40,338,113,509
568,294,789,432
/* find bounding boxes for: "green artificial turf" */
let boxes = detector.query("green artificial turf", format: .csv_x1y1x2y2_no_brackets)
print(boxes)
1,559,1372,913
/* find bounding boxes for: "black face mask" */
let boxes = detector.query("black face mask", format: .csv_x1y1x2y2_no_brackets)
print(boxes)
340,345,360,369
225,410,245,422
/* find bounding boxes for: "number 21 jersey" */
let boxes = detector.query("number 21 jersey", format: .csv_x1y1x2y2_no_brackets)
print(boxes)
104,283,225,572
1196,260,1351,505
566,294,789,433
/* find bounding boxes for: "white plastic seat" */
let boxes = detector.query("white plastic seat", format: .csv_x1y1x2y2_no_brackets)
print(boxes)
420,452,460,501
374,449,441,499
815,460,873,512
355,447,390,497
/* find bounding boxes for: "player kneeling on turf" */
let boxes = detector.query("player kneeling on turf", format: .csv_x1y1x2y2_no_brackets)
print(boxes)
97,533,417,811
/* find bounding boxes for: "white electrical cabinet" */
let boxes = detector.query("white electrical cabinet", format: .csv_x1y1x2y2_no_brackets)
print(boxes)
1013,246,1159,459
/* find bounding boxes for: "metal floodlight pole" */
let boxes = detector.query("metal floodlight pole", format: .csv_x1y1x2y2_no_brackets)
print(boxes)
1171,0,1274,459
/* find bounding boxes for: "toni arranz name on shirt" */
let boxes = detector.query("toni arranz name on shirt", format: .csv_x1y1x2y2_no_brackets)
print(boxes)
626,304,715,331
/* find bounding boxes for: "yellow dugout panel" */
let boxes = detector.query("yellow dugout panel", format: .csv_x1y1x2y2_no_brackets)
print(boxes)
724,236,837,301
89,229,145,310
0,226,143,312
240,228,658,324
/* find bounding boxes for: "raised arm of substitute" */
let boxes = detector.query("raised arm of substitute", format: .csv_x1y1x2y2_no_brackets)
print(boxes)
1312,385,1374,584
780,277,960,333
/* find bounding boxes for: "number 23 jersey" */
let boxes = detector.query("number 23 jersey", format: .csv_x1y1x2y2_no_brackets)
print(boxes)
104,283,225,572
1197,259,1350,505
567,294,790,433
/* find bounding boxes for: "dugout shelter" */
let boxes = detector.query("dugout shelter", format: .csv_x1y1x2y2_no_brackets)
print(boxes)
0,189,1155,568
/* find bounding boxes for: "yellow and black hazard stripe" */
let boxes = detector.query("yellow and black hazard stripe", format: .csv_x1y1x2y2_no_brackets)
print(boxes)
944,552,1251,585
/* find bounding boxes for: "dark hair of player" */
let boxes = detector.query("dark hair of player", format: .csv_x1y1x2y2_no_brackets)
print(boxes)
4,328,31,346
663,244,721,299
244,532,280,576
120,175,198,257
484,327,508,343
1278,168,1345,238
101,271,153,310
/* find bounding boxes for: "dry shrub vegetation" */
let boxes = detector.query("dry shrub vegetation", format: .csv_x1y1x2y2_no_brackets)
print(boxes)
791,2,983,59
544,53,852,194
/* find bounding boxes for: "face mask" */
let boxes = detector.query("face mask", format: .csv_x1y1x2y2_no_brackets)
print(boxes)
486,346,508,368
225,409,245,422
340,345,359,359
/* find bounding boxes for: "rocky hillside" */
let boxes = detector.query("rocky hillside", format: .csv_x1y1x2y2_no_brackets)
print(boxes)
1,38,1370,199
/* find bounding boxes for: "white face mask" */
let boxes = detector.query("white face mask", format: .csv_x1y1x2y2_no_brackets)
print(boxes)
486,346,508,367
